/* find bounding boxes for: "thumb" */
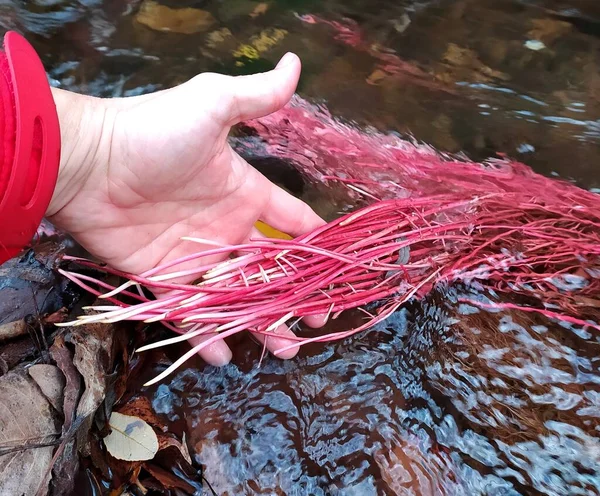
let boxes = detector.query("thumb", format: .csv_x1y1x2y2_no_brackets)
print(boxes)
221,52,301,124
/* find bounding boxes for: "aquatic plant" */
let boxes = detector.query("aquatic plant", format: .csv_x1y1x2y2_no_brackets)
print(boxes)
58,96,600,386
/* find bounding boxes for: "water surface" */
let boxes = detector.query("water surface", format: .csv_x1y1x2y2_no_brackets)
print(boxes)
2,1,599,494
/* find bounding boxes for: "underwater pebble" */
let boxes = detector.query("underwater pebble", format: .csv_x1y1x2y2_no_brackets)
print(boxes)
524,40,546,51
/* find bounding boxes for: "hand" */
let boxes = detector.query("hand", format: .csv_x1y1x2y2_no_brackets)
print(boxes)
47,53,327,365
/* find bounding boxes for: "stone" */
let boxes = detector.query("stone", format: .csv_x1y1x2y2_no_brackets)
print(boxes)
135,1,216,34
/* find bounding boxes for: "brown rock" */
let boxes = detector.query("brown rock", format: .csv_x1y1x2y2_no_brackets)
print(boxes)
135,1,216,34
442,43,510,82
528,18,572,45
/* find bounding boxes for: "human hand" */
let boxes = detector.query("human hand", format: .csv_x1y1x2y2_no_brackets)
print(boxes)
47,53,327,365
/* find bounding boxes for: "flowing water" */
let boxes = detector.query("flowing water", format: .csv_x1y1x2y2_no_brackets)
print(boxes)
2,1,600,494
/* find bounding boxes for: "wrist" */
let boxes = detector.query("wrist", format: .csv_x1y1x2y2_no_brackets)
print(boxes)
47,88,114,217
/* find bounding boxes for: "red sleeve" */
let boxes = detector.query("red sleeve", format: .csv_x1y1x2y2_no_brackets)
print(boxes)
0,32,61,265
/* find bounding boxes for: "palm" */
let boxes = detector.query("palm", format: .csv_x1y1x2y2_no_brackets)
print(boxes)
72,112,272,275
49,54,326,364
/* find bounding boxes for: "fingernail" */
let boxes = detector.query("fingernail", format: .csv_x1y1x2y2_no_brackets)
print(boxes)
276,52,296,69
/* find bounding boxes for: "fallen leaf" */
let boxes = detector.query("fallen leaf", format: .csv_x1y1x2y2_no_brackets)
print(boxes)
250,27,287,53
59,319,116,464
250,2,269,18
50,335,81,433
391,13,411,33
255,221,292,240
233,28,287,60
232,43,260,60
118,395,163,430
143,463,195,492
0,369,61,496
0,240,75,324
104,412,159,461
48,335,83,496
158,433,193,465
28,364,65,413
0,319,27,342
135,1,216,34
44,307,68,324
68,321,114,420
366,68,387,85
0,338,37,374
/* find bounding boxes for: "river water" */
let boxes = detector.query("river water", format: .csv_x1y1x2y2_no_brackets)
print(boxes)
2,1,600,494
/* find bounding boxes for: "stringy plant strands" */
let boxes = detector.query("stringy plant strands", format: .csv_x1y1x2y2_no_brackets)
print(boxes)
59,97,600,386
59,190,600,386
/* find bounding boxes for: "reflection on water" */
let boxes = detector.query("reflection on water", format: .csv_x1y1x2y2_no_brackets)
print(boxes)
2,0,599,494
140,287,600,495
4,0,598,188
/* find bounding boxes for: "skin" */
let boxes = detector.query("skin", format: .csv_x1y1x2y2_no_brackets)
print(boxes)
47,52,327,366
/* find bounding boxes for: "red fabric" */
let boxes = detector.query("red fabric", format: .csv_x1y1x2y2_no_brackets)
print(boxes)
0,50,16,206
0,32,61,265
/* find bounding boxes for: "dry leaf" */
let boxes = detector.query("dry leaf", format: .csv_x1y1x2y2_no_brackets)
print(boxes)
67,321,114,420
366,68,387,86
104,412,159,461
143,463,195,492
255,221,292,240
50,335,81,433
118,395,164,429
50,336,84,496
158,433,193,465
28,364,65,413
0,240,72,324
0,369,61,496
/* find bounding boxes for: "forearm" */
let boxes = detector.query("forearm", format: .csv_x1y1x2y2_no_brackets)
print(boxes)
46,88,110,217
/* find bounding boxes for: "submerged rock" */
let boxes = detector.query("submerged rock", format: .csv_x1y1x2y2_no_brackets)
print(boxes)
135,1,216,34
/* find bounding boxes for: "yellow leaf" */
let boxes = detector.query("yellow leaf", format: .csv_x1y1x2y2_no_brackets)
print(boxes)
366,69,387,85
232,44,260,60
255,221,292,240
250,28,287,53
233,28,287,60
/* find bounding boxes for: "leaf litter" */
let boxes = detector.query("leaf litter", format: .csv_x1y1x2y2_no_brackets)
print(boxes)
0,239,207,494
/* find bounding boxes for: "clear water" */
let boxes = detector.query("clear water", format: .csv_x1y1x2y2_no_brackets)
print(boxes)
2,1,600,494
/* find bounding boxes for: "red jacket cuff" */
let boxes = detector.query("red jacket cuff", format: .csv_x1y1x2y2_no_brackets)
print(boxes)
0,32,61,264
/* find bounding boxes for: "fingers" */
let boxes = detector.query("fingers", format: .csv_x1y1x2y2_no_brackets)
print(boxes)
252,324,300,359
261,182,326,238
303,313,328,328
221,52,301,124
187,332,233,367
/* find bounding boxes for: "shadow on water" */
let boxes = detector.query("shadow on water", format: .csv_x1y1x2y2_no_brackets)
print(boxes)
1,0,599,494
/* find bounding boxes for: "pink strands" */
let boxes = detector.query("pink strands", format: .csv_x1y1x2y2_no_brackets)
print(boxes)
59,97,600,385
